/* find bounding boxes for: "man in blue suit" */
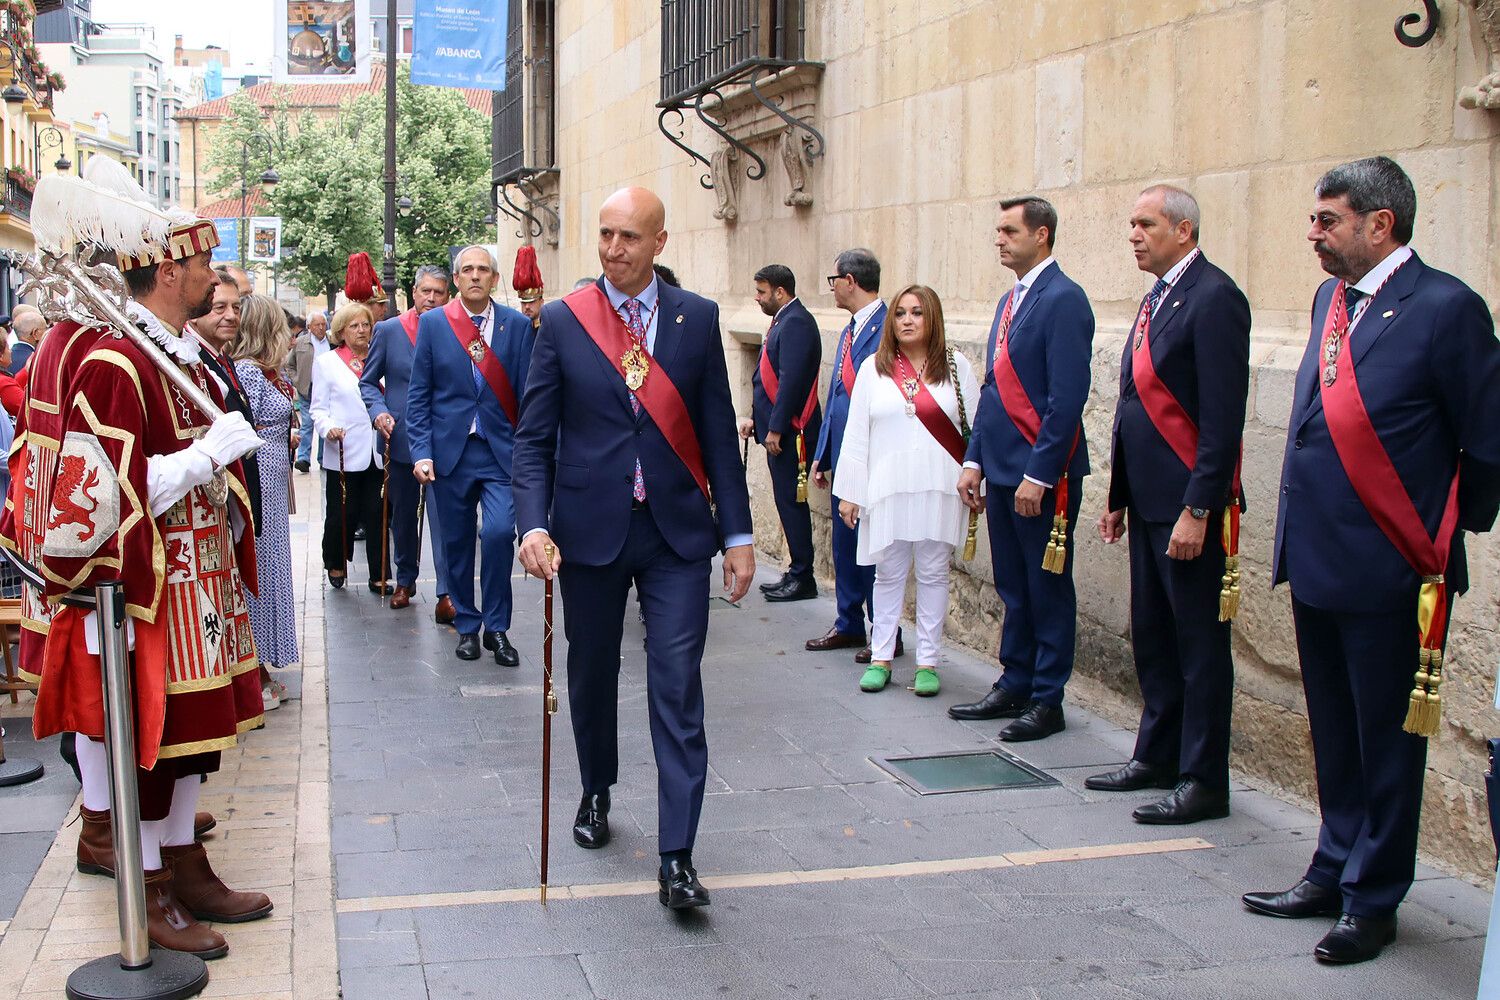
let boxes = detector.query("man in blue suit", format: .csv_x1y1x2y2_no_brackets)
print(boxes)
514,187,754,910
407,246,533,665
738,263,821,602
1091,185,1250,826
951,196,1094,742
805,248,900,664
1244,157,1500,964
360,263,456,620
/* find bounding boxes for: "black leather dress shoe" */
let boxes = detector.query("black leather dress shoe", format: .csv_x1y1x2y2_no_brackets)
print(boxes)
658,858,711,909
806,627,865,652
948,687,1028,721
455,633,481,661
491,631,519,667
1084,760,1179,792
1314,913,1397,964
1132,777,1230,825
573,793,610,849
1243,879,1341,919
855,631,903,665
763,577,817,602
759,572,792,594
999,701,1066,742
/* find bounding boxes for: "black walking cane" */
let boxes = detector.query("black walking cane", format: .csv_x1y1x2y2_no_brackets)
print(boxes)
378,437,392,597
338,439,349,579
540,544,558,904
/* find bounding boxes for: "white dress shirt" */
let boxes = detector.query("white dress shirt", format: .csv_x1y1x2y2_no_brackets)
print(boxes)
1347,244,1413,332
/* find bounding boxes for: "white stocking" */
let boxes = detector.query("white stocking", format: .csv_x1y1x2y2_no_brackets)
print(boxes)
162,775,201,848
76,735,111,811
137,820,164,871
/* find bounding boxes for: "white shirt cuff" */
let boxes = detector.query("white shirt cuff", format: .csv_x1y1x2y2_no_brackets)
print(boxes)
723,534,754,550
1023,474,1054,489
962,461,980,471
521,527,550,541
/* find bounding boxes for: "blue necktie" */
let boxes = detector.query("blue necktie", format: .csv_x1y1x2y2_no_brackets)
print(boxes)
1146,278,1170,316
471,313,487,439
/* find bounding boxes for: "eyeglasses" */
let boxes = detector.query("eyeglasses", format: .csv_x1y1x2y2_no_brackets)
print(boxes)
1309,210,1364,231
826,274,845,289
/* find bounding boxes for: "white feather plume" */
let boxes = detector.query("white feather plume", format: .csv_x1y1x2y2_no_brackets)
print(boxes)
30,157,194,256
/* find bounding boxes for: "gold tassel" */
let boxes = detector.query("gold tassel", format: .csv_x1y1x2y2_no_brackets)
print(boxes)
1402,648,1443,737
1042,514,1067,575
962,510,978,561
1218,554,1241,622
795,463,808,503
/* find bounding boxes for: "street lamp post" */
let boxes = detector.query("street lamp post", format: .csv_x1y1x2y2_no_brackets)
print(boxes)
382,0,399,309
237,132,280,270
36,125,69,172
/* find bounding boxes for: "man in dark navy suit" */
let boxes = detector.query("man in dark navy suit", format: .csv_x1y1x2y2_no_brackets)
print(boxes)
360,263,455,618
951,196,1093,743
1091,185,1250,826
1244,157,1500,964
738,263,821,602
514,187,754,910
805,248,900,664
407,246,534,666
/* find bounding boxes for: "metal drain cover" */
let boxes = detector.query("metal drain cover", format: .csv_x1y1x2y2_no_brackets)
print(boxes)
873,749,1057,795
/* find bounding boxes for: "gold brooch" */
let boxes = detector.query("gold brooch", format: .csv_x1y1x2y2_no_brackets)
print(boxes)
622,344,650,391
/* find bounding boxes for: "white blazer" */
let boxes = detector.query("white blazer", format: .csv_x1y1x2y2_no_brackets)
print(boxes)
311,350,383,472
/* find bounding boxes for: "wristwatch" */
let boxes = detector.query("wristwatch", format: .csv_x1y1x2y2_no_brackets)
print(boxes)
1186,506,1209,520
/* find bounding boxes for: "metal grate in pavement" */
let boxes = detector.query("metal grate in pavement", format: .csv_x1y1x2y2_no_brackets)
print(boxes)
872,748,1058,795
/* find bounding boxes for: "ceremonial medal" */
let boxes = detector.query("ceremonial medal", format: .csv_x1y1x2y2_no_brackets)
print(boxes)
622,344,650,391
902,378,919,417
896,352,925,418
467,340,486,366
350,357,364,375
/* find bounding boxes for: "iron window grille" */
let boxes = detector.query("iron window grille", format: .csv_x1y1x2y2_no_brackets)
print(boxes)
492,0,558,242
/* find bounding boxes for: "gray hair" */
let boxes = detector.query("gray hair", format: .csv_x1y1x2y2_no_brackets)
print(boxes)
413,264,451,287
573,276,596,289
834,247,880,293
1314,156,1416,245
1141,184,1201,241
454,245,499,273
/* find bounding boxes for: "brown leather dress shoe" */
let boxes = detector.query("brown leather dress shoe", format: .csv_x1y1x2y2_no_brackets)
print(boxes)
434,595,457,625
806,627,865,652
146,865,228,959
163,842,274,923
77,805,115,877
855,632,904,664
389,585,412,609
194,811,217,839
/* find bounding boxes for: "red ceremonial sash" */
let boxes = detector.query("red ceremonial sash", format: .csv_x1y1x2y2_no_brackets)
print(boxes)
334,345,365,378
758,326,818,431
899,355,966,465
1129,290,1245,616
838,324,857,396
1316,277,1458,734
400,308,419,345
443,300,519,425
561,286,710,501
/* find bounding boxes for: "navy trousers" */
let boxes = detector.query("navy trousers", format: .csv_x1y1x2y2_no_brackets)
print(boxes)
430,435,514,636
388,460,453,596
1126,512,1233,788
988,483,1083,707
1292,596,1433,918
767,443,814,580
560,506,711,854
829,487,875,637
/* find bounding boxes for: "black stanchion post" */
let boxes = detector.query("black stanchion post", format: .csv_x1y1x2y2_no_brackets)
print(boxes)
0,724,45,787
66,581,208,1000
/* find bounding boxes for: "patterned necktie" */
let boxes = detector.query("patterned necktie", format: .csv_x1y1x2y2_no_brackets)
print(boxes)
837,319,855,395
623,298,647,502
1146,277,1170,317
1343,285,1366,321
471,313,488,397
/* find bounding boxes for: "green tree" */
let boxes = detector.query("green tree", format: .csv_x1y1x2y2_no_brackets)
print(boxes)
201,91,298,262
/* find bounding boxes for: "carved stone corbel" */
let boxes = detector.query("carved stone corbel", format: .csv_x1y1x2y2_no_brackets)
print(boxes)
780,127,813,208
1459,0,1500,109
711,144,740,222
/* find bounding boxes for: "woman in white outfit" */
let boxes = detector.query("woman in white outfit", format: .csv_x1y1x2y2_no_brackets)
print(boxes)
835,285,980,697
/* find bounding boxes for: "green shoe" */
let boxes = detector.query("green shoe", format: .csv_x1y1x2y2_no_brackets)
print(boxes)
859,663,891,692
913,667,940,697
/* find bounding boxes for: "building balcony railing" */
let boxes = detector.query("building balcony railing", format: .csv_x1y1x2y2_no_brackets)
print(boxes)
4,177,33,222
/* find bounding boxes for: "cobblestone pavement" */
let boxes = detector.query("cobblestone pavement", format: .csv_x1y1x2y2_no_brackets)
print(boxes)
0,470,1490,999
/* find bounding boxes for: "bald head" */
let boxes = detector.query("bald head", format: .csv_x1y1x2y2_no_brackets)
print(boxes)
598,187,668,296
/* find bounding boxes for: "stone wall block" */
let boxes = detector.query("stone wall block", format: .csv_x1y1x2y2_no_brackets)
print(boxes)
1034,54,1085,189
1194,170,1255,292
1178,8,1269,174
1081,33,1177,184
962,69,1037,201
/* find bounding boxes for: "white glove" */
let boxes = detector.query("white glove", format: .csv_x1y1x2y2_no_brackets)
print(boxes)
198,410,262,466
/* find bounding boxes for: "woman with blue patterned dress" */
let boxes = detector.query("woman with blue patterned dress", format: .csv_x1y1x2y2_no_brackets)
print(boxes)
232,294,300,711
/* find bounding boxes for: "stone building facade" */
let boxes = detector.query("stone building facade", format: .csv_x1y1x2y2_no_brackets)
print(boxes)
494,0,1500,879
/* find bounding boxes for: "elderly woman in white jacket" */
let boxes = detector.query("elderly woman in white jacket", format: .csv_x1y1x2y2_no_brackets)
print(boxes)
835,285,980,697
311,302,386,591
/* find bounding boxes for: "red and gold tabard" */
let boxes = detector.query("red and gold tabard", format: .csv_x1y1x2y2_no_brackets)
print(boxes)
1,314,261,769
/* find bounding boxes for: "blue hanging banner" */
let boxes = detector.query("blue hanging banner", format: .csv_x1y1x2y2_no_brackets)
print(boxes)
211,218,239,263
410,1,508,91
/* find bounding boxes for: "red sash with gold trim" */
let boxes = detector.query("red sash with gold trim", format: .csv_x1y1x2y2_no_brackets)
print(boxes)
898,355,966,465
400,308,419,345
1317,279,1458,736
443,300,519,425
562,285,710,500
1129,294,1245,616
758,328,818,431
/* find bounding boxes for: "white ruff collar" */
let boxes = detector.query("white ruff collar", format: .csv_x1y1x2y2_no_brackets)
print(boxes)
125,301,201,366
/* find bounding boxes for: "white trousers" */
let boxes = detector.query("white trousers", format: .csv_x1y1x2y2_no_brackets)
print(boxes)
870,539,953,666
76,736,200,870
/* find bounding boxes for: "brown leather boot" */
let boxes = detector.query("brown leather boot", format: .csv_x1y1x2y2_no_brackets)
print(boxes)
194,812,217,838
77,806,115,877
163,842,274,923
145,865,228,959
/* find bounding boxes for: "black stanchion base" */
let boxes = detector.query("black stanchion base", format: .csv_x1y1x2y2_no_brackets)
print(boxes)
66,949,208,1000
0,756,44,787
